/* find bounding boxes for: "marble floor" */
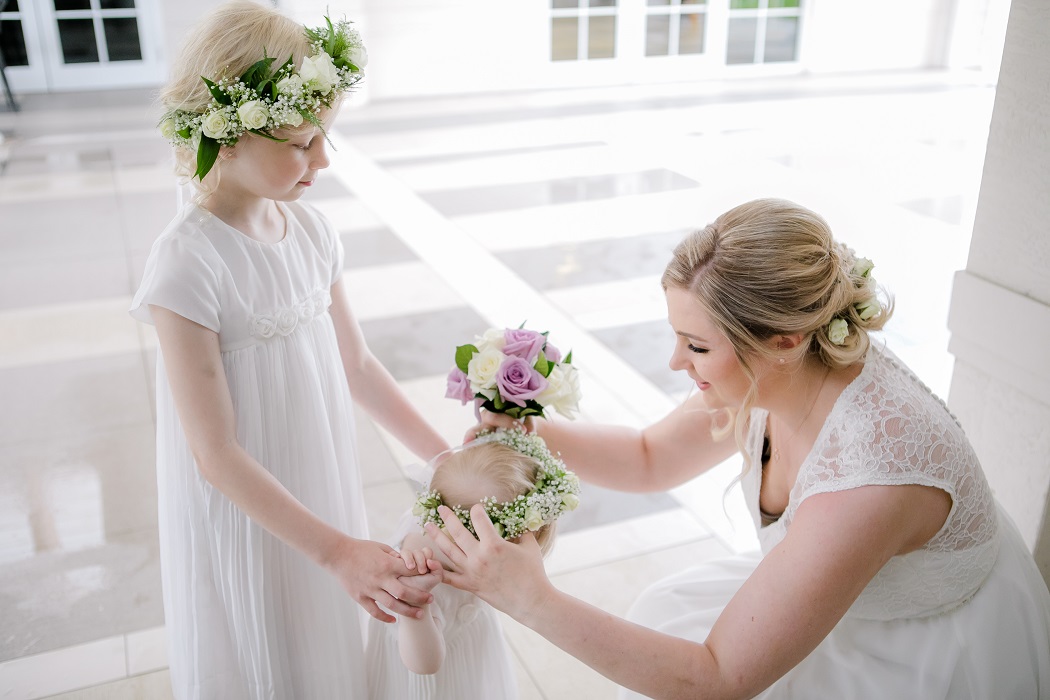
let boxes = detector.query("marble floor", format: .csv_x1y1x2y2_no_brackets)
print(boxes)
0,68,994,699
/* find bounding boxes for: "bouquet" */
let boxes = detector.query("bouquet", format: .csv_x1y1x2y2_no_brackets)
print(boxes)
445,324,581,420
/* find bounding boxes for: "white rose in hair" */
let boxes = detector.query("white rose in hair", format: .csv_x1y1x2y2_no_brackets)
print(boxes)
523,507,544,532
855,296,880,321
282,110,304,128
349,46,368,69
277,74,303,95
828,317,850,345
561,493,580,511
159,117,177,140
299,53,339,95
237,100,270,131
201,110,231,139
852,257,874,279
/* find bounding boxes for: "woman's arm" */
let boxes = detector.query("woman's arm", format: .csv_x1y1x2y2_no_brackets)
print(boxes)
482,391,739,492
151,305,431,622
429,482,950,699
329,279,449,462
396,533,446,674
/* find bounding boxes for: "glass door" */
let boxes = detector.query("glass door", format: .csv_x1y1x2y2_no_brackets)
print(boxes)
1,0,162,93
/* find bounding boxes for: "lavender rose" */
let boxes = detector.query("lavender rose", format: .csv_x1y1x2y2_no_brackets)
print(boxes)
544,342,562,364
495,357,548,407
503,328,546,363
445,367,475,405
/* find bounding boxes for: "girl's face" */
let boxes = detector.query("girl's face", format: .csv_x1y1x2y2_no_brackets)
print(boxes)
219,115,335,202
665,286,758,410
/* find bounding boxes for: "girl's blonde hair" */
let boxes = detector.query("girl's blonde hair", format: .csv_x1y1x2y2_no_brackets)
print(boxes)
158,0,314,190
661,198,893,465
430,442,558,556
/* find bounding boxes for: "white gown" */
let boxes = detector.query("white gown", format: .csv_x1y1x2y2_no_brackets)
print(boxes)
624,347,1050,699
365,512,519,700
130,201,369,699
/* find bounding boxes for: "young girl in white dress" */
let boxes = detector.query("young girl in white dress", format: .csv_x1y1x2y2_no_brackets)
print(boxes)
366,429,580,700
129,2,448,697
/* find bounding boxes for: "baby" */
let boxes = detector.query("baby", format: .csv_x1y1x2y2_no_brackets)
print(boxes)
366,429,580,700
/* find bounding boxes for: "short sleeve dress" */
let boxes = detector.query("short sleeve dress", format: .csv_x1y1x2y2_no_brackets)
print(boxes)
130,201,369,699
365,511,520,700
623,347,1050,699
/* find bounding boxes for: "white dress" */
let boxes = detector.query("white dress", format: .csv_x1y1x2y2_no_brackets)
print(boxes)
130,201,369,699
365,512,519,700
624,347,1050,699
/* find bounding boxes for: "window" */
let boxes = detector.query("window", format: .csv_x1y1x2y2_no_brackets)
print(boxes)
645,0,706,58
726,0,800,65
551,0,619,62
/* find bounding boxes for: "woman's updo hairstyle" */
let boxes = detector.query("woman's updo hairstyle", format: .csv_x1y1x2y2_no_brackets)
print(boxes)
158,0,313,187
662,198,892,453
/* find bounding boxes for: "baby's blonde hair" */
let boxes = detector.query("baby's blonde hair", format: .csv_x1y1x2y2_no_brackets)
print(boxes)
662,198,894,467
430,442,558,556
158,0,314,190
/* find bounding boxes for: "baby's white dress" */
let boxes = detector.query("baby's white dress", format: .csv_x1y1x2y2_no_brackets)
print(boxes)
624,347,1050,699
365,511,520,700
130,201,368,699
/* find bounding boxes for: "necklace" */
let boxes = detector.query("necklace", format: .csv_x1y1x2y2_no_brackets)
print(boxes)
772,368,830,463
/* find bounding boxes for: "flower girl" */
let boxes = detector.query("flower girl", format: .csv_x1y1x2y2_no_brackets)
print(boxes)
129,1,448,697
366,428,581,700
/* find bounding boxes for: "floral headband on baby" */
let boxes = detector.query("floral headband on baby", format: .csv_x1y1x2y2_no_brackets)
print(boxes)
413,428,582,541
158,16,366,181
827,255,883,345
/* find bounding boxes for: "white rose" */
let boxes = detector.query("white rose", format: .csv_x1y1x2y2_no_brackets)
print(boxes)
828,318,850,345
473,328,506,354
276,308,299,335
467,347,505,395
855,296,881,321
852,257,874,279
159,117,177,140
536,364,581,419
561,493,580,511
251,315,277,339
282,110,304,128
200,110,231,139
236,100,269,130
349,46,368,69
299,53,339,95
523,507,544,532
277,74,303,95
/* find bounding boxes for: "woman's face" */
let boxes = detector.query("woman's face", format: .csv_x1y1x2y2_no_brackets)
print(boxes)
665,287,755,410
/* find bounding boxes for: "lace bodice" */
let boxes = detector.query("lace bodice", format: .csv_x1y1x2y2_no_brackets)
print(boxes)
742,346,999,620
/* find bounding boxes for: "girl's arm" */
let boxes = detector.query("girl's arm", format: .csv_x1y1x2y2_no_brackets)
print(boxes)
480,391,739,493
396,532,446,674
430,482,950,699
329,279,449,462
151,305,431,622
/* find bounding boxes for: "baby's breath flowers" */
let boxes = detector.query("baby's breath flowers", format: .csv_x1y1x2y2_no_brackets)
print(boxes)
159,16,366,181
414,429,582,541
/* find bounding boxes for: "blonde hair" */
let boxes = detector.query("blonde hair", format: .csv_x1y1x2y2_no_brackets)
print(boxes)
661,198,893,463
430,442,558,556
158,0,314,191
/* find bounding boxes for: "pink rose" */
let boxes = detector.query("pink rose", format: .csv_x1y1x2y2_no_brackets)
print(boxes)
503,328,546,363
544,342,562,364
445,367,474,404
495,357,548,407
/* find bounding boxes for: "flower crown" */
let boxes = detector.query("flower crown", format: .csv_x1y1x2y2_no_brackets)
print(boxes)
827,255,883,345
413,429,582,541
159,16,366,181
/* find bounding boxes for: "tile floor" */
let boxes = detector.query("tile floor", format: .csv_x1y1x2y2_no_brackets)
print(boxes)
0,68,994,699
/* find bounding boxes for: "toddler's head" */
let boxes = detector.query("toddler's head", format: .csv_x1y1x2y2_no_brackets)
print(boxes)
419,431,582,557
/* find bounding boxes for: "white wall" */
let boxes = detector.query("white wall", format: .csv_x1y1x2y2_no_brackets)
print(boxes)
946,0,1050,583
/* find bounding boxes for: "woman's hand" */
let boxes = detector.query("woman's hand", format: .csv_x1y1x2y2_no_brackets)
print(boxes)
324,536,434,623
425,504,553,621
463,411,535,443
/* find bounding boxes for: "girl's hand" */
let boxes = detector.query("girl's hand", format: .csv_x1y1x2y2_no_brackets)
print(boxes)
324,536,433,623
463,412,535,443
398,566,443,595
425,504,552,621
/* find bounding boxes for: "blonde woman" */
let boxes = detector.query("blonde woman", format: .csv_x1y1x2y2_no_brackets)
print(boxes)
430,199,1050,699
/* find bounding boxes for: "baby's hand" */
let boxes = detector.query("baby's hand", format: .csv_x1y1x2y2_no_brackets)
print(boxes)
399,544,435,575
398,566,442,595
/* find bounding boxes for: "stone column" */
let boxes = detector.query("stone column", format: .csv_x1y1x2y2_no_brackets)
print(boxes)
946,0,1050,585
